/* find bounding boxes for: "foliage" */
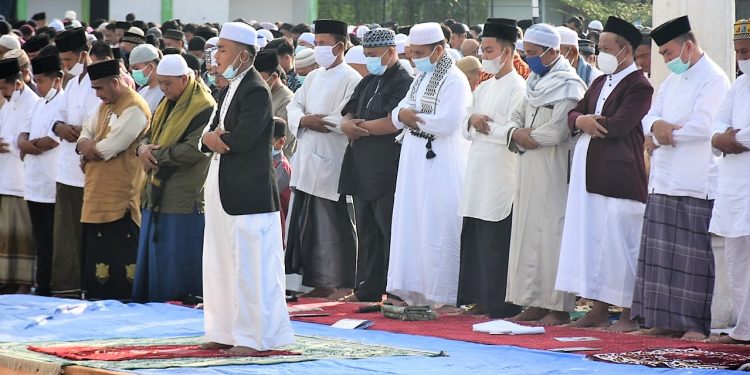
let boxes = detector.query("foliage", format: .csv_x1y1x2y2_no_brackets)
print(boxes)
554,0,653,27
318,0,489,27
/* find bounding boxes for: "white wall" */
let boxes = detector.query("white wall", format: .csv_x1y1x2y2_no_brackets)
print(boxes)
109,2,161,24
26,0,80,22
173,0,230,24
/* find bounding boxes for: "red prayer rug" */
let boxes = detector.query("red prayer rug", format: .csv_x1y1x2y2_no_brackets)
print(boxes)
591,348,750,369
27,343,299,361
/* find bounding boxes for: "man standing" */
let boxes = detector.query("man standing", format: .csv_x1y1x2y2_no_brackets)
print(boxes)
337,28,413,303
17,55,65,297
557,26,601,86
129,44,163,114
504,24,586,325
254,49,296,157
133,54,214,303
76,60,150,301
387,22,472,307
555,17,653,332
265,38,302,92
199,22,293,354
285,19,361,299
164,30,186,52
708,19,750,344
50,27,101,297
457,21,525,318
631,16,730,341
0,58,39,294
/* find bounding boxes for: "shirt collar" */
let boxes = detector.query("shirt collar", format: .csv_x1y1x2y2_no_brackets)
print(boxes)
608,62,638,83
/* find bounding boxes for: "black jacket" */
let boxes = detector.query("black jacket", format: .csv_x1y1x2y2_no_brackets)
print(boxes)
201,67,280,215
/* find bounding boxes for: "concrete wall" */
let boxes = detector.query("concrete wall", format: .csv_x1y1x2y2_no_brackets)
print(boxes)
26,0,80,22
173,0,230,24
109,2,160,24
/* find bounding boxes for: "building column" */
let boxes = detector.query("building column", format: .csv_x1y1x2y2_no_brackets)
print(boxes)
16,0,28,20
651,0,736,89
162,0,173,22
81,0,90,23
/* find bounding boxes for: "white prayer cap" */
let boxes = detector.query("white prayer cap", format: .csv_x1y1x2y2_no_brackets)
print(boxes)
48,19,65,32
408,22,444,46
515,39,525,52
219,22,258,47
129,44,160,65
344,45,366,65
295,47,316,68
395,33,408,54
356,25,370,39
298,32,315,47
86,33,97,44
257,29,274,44
588,20,604,32
205,37,219,48
257,34,268,49
71,20,82,28
556,26,579,49
157,54,191,76
128,27,145,37
0,35,20,50
65,10,77,20
97,22,109,32
260,22,278,31
524,23,560,50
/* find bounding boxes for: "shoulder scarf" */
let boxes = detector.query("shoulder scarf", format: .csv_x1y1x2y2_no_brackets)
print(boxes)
525,57,587,108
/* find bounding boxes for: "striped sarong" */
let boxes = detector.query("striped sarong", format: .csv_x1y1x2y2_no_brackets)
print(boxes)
630,193,715,335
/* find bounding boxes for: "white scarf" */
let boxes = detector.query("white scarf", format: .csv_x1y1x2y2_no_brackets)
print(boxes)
526,57,587,108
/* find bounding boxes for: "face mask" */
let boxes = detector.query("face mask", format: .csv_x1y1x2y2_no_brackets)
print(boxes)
44,87,57,101
132,64,152,86
295,45,308,55
739,59,750,75
206,74,216,86
272,148,282,157
597,47,625,75
413,47,437,73
666,42,691,75
222,52,245,80
314,43,340,69
68,54,84,76
481,49,508,75
366,51,389,76
297,75,306,85
527,48,552,76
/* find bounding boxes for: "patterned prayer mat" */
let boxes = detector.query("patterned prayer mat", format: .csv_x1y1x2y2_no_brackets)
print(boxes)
0,335,442,375
591,348,750,370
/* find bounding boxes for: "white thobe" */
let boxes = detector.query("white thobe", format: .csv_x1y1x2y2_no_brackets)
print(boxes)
200,70,294,350
286,62,361,201
22,91,64,203
386,65,472,306
555,64,646,308
709,73,750,341
641,54,730,199
138,85,165,115
52,73,101,188
459,70,525,221
0,87,40,197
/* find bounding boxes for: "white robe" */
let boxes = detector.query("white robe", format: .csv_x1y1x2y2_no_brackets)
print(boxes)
0,87,40,197
201,70,294,350
22,91,64,203
386,63,472,306
555,64,646,308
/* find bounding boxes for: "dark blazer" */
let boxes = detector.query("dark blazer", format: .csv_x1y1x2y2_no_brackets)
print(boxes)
568,70,653,203
201,67,280,215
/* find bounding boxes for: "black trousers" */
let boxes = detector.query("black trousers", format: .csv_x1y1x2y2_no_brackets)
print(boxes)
27,201,55,296
457,215,521,318
81,213,139,301
353,193,395,302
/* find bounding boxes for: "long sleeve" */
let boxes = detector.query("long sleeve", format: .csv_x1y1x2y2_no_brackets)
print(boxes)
599,81,654,139
530,99,578,147
77,106,99,143
506,97,527,153
219,85,273,153
153,107,213,167
413,74,472,136
641,77,668,136
91,107,148,160
483,85,527,146
567,84,593,130
672,77,730,144
286,71,311,137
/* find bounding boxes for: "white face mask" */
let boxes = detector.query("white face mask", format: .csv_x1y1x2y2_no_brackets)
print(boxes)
738,59,750,75
44,87,58,101
314,43,340,69
597,47,625,75
481,49,509,75
68,56,84,76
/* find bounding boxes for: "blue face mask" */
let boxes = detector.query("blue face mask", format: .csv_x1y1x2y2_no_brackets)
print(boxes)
206,74,216,86
365,51,388,76
413,47,437,73
297,75,306,85
222,53,244,80
526,48,552,76
666,42,691,75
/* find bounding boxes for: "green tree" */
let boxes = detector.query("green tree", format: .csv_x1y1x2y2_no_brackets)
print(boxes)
554,0,653,27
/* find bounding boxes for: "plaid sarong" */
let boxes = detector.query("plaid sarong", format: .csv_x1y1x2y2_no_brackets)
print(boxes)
630,194,715,335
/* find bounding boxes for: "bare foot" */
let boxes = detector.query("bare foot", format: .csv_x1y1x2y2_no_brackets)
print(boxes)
200,342,232,350
631,327,682,338
222,346,259,355
537,311,570,326
299,287,336,298
434,305,464,315
567,312,610,328
509,307,549,322
462,304,488,316
327,288,354,301
706,335,750,345
607,318,639,333
681,331,707,341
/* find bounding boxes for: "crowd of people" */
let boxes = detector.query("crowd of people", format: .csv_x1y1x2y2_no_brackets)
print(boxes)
0,8,748,353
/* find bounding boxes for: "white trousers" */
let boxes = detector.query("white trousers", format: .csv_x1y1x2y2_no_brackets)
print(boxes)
725,236,750,341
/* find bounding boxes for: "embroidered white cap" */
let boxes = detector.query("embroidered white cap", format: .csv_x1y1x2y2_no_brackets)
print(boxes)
257,29,274,48
65,10,77,20
395,33,408,54
129,44,160,65
556,26,579,49
295,47,316,68
408,22,444,46
344,45,366,65
128,27,145,37
356,25,370,39
0,35,20,50
260,22,278,31
588,20,604,32
219,22,258,47
48,19,65,32
298,32,315,47
157,54,191,76
524,23,561,50
206,37,219,48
